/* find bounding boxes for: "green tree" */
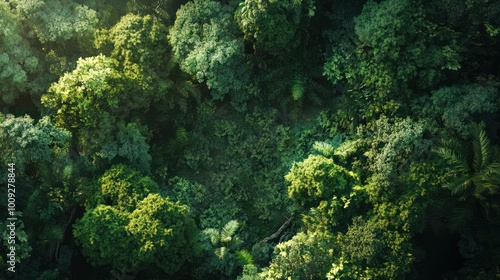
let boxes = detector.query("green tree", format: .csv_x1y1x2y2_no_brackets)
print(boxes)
96,13,199,113
201,220,246,278
10,0,98,45
42,55,125,130
126,193,199,274
418,84,499,137
286,154,359,209
73,205,132,271
93,164,159,210
324,0,461,120
74,165,199,276
168,0,250,100
0,114,71,174
42,55,152,170
260,231,335,280
236,0,315,54
0,113,77,278
0,2,39,106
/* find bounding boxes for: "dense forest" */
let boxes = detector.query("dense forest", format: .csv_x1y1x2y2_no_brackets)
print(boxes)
1,0,499,279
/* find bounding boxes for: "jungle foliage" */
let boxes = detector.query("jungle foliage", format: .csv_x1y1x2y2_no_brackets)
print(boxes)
1,0,499,279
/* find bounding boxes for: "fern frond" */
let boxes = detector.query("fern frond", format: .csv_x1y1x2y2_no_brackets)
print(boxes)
444,180,468,197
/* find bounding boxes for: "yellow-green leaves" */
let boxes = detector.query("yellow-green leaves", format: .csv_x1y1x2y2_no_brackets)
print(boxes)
74,165,199,275
286,154,356,208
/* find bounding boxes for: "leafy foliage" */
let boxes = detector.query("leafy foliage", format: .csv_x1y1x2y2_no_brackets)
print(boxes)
11,0,98,44
325,0,462,120
74,165,199,276
236,0,315,54
2,0,500,278
0,2,39,106
420,84,499,136
168,0,250,100
286,154,358,208
436,123,500,213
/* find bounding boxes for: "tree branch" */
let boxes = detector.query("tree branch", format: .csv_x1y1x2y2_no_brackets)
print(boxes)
260,217,293,243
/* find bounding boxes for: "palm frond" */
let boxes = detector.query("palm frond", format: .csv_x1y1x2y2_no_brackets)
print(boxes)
215,246,227,259
444,179,468,198
471,123,491,173
312,141,335,157
203,228,220,246
291,75,306,100
335,140,359,158
220,220,239,244
434,142,470,175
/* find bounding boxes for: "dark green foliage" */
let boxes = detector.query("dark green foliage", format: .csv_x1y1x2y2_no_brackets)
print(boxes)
236,0,315,54
419,84,499,136
325,0,462,121
169,0,250,100
436,123,500,215
0,2,39,106
0,114,70,173
2,0,500,278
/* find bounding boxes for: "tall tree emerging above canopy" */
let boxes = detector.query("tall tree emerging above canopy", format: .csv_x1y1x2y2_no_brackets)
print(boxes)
168,0,250,100
41,55,152,171
42,55,125,131
97,14,170,91
96,13,199,112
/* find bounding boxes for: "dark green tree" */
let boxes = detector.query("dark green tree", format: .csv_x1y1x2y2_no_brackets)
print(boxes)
0,2,39,106
324,0,461,120
168,0,250,101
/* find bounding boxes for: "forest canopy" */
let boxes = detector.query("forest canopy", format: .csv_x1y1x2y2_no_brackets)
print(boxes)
1,0,499,279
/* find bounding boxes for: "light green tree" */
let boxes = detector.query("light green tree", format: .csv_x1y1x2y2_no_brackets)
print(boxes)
74,165,199,277
96,13,199,113
42,55,152,170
